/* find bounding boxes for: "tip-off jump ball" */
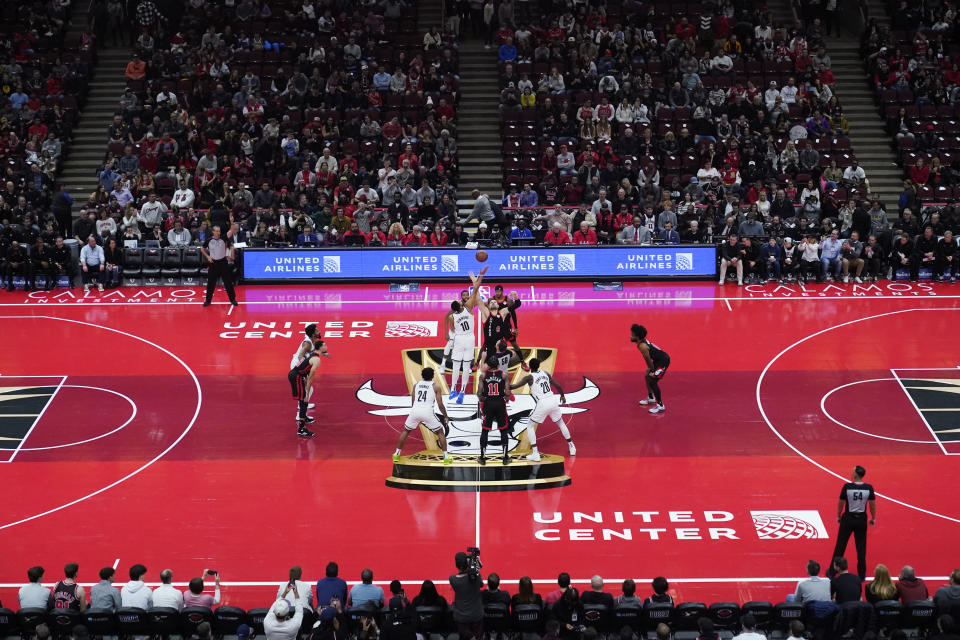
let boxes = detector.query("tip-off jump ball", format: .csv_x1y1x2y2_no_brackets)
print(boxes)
476,249,488,262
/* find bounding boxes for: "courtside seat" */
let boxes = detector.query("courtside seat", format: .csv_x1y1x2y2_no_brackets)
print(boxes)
181,606,215,637
49,609,82,637
675,602,708,630
82,608,118,638
902,600,936,634
412,606,445,636
0,608,18,639
246,607,269,635
213,605,248,635
483,602,509,634
613,604,642,633
583,604,613,633
116,607,150,637
346,606,381,635
740,602,773,631
770,602,803,638
511,603,544,634
123,247,143,285
643,602,675,633
181,247,202,285
160,247,183,285
147,607,180,637
140,248,162,286
298,607,317,636
15,609,48,637
709,602,740,632
874,599,903,633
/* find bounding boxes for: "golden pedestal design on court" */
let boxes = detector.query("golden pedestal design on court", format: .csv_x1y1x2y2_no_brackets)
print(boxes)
387,347,572,492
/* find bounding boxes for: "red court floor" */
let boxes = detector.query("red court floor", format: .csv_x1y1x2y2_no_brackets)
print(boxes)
0,280,957,608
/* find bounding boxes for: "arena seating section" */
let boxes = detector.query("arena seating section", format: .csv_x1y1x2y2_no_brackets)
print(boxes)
109,0,460,248
0,0,91,238
1,584,959,640
863,8,960,204
497,3,856,233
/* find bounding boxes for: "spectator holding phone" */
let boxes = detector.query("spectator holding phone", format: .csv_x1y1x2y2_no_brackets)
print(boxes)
265,599,303,640
316,562,348,609
278,566,313,610
183,570,221,608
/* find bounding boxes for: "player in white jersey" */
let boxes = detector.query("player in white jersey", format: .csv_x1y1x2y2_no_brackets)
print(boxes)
442,267,488,404
510,357,576,461
393,367,452,464
290,324,329,418
439,289,471,376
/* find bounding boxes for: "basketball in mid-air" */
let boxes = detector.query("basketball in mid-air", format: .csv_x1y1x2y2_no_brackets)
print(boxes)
476,250,488,262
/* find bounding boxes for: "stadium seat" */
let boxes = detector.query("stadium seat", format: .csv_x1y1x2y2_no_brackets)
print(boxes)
511,603,544,634
0,608,18,638
412,606,446,635
82,608,118,638
123,247,143,286
15,608,49,636
709,602,740,631
116,607,150,637
160,247,183,286
49,609,82,637
675,602,708,630
181,247,202,286
740,602,773,631
583,604,613,633
299,607,318,635
772,602,803,632
213,605,248,635
483,602,510,634
140,248,163,286
613,604,642,633
148,606,181,637
246,607,269,635
643,602,675,631
181,606,215,636
902,600,936,633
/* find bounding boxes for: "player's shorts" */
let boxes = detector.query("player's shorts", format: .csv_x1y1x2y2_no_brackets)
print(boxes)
481,399,508,431
529,395,563,424
648,360,670,380
451,334,475,361
503,329,517,343
288,370,307,401
404,407,444,432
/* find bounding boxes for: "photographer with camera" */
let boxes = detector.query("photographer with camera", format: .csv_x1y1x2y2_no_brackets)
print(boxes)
450,549,483,640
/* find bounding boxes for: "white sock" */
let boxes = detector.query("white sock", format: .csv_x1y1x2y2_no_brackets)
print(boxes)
527,424,538,446
450,361,461,392
440,348,451,373
459,361,471,392
556,419,571,440
394,448,401,456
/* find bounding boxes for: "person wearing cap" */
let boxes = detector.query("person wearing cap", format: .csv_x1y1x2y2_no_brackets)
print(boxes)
265,598,303,640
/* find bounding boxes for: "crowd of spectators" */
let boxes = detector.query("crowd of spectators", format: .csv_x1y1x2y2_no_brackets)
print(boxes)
0,0,94,288
6,560,960,640
863,5,960,205
70,0,466,254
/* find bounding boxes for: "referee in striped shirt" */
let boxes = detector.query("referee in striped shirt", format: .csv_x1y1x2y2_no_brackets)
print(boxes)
201,225,238,307
828,465,876,581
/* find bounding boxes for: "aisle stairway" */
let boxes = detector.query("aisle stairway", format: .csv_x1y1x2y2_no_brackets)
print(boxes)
824,35,902,203
455,39,503,217
417,0,442,31
58,48,131,210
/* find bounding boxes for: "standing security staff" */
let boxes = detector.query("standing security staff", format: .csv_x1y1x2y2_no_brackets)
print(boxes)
828,465,876,581
200,225,238,307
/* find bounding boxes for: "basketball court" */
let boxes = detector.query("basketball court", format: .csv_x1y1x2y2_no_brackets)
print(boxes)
0,280,957,608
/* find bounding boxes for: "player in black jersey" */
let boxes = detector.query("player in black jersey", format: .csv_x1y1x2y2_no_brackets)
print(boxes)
478,294,523,371
828,465,876,580
492,286,529,371
478,355,510,466
631,324,670,414
289,343,327,437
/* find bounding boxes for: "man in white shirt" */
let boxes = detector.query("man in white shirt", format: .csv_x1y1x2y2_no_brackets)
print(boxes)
264,599,303,640
19,566,53,609
842,162,868,187
120,564,153,609
152,570,184,611
139,193,168,230
277,566,313,610
314,147,338,173
590,188,612,216
794,560,832,603
79,235,106,293
696,161,720,182
764,82,781,109
356,184,379,204
780,77,799,104
167,221,192,247
732,614,767,640
171,182,195,209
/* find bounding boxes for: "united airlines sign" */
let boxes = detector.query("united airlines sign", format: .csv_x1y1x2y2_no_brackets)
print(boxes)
241,246,717,281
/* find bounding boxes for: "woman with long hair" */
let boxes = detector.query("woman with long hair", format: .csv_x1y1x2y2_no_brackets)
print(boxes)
511,576,542,606
866,564,899,603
